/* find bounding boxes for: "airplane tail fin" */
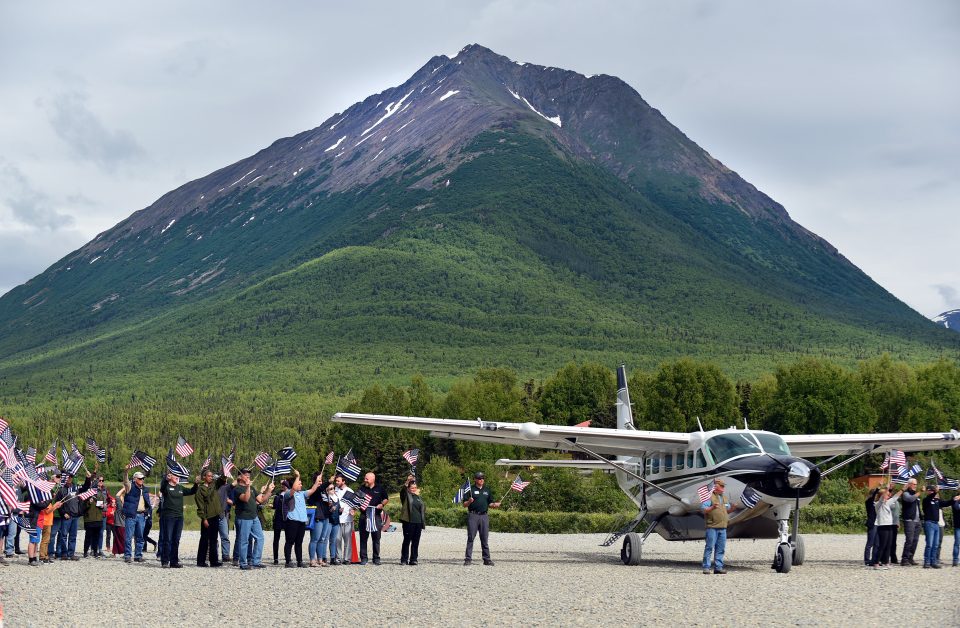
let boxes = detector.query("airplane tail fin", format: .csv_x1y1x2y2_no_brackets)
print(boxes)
616,364,635,431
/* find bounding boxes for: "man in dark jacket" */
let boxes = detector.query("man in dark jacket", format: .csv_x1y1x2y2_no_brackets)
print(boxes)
158,472,198,568
864,487,880,566
357,472,389,565
195,469,224,567
921,485,957,568
122,470,152,563
56,471,92,561
900,478,922,565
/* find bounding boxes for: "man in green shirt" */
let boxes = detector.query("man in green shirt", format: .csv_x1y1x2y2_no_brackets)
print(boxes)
462,472,501,566
195,469,224,567
158,472,198,568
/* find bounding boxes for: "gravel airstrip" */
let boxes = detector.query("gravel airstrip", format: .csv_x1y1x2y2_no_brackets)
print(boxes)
2,527,958,626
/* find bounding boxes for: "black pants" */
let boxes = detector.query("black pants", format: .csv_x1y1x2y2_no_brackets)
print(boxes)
888,524,899,563
283,519,306,564
198,516,220,565
359,519,381,561
877,526,894,565
83,523,103,555
401,522,422,563
273,521,283,562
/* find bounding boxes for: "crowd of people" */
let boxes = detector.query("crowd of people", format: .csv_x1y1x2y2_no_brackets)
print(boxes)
1,463,500,569
863,478,960,569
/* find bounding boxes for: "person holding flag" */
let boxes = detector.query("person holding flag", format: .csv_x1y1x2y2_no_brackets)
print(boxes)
333,474,355,564
462,471,501,566
81,475,107,558
357,471,389,565
158,464,198,568
701,478,739,574
399,474,426,565
55,469,93,561
234,467,274,570
900,477,922,566
280,468,324,568
120,469,152,564
195,468,224,568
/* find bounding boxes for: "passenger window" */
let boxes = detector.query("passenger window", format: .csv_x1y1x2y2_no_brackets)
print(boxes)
687,451,694,468
676,453,684,471
664,454,673,472
645,458,652,475
652,457,660,474
696,450,707,468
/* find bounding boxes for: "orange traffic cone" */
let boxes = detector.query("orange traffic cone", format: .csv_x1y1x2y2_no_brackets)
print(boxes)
351,530,361,564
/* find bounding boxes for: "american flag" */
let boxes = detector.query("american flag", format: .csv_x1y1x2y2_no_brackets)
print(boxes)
276,446,297,462
86,437,99,455
199,455,212,472
697,481,715,505
13,514,36,534
740,486,761,508
343,448,358,466
939,478,960,491
510,474,531,492
253,452,271,470
62,451,84,476
130,450,157,473
402,448,420,466
175,436,194,458
0,467,22,510
25,446,36,464
907,463,922,477
926,462,944,481
61,444,69,465
27,478,53,503
453,477,471,504
0,425,15,467
0,417,7,433
76,487,98,501
336,459,361,482
97,447,107,463
221,454,235,477
574,420,592,427
356,490,373,511
44,441,58,464
324,451,335,465
340,490,360,510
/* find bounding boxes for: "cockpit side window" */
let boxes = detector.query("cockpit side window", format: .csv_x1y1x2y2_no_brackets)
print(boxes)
687,451,694,469
696,450,706,468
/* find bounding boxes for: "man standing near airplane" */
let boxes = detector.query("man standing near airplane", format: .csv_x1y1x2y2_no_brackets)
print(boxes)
702,478,739,574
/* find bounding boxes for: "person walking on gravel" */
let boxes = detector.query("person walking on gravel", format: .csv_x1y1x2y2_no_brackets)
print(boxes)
701,478,739,574
463,472,500,566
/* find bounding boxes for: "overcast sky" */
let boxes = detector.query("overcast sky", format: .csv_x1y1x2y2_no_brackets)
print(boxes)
1,1,957,317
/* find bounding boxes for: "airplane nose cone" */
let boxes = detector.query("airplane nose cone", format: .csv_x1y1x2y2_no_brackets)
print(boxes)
787,461,810,488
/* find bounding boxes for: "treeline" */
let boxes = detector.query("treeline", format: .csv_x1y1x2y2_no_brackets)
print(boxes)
3,355,959,512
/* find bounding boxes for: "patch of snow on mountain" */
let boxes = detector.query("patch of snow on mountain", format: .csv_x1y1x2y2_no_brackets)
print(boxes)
520,96,561,127
329,116,346,130
362,90,414,137
90,256,101,264
229,169,256,187
325,136,347,152
397,119,414,132
373,149,385,161
246,175,262,186
161,219,176,234
354,134,374,147
507,88,520,100
335,150,345,158
243,215,255,226
439,90,460,102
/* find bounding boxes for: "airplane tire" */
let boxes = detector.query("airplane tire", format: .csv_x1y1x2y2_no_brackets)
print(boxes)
791,535,805,566
621,532,642,566
774,542,792,573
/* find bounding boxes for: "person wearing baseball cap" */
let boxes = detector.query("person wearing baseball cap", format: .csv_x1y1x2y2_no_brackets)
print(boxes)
462,471,501,566
121,469,152,563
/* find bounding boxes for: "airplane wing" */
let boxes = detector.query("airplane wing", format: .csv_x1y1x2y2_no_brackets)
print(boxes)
332,413,688,457
782,430,960,458
495,459,621,469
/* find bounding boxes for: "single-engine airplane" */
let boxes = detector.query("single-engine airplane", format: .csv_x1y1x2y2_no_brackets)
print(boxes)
333,365,960,572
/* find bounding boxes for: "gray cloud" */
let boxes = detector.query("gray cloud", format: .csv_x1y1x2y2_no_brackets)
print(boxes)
40,89,145,172
0,160,75,230
935,285,958,309
0,229,88,297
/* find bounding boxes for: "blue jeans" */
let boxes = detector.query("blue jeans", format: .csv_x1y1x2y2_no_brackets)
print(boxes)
218,514,232,561
4,519,15,555
125,513,146,559
58,516,79,557
703,527,726,571
159,516,184,565
327,522,340,560
236,517,264,567
923,520,941,566
864,526,879,564
953,527,960,565
49,518,63,557
309,519,327,561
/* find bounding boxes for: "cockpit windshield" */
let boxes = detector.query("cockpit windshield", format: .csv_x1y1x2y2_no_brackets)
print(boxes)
705,432,792,464
754,433,791,456
705,433,762,464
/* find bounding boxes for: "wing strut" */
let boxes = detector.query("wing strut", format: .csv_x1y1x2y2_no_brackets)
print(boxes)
564,438,685,503
819,445,878,477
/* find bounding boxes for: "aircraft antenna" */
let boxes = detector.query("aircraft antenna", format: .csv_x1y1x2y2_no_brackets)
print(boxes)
743,417,749,430
696,416,704,432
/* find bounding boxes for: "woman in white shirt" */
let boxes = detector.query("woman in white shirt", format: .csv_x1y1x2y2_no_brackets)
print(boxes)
874,485,903,569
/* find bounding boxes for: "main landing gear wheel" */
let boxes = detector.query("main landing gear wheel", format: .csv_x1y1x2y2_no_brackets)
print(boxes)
773,542,792,573
621,532,642,566
791,534,805,566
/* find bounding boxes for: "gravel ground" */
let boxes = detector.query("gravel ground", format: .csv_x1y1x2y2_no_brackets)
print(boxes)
2,528,959,627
